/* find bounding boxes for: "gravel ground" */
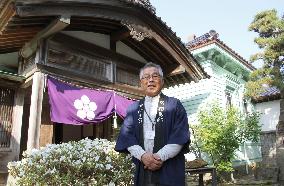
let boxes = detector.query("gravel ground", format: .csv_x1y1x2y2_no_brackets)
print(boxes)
186,174,279,186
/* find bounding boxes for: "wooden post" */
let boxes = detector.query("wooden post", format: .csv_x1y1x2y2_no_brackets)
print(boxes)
26,72,44,152
11,88,25,159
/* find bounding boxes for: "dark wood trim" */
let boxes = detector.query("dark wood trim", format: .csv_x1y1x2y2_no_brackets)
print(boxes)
1,27,42,35
52,33,144,70
15,3,144,26
80,125,84,138
38,65,143,99
110,27,130,42
13,1,206,81
0,47,21,54
110,40,116,51
0,3,15,34
9,0,208,83
0,78,22,88
54,123,63,144
20,16,70,58
0,38,30,45
122,39,152,62
0,33,36,41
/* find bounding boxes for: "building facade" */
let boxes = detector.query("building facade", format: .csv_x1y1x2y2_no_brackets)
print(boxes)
163,30,261,167
253,87,280,181
0,0,208,183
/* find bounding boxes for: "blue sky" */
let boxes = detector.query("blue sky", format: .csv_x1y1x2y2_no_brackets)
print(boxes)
151,0,284,68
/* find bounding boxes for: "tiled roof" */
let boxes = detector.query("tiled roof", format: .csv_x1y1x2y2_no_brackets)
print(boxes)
186,30,256,71
253,86,281,103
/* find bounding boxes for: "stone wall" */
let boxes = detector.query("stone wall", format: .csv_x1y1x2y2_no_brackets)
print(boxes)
255,130,278,181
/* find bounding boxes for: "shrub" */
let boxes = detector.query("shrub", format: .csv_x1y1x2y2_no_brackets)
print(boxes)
8,138,134,186
192,104,261,173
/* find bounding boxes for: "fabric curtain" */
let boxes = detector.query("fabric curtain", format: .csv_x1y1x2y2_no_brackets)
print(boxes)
47,77,134,125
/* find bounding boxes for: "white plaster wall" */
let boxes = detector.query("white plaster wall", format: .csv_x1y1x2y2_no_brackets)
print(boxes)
0,52,18,67
116,41,146,63
61,31,147,63
255,100,280,131
162,78,212,125
62,31,110,49
163,57,261,165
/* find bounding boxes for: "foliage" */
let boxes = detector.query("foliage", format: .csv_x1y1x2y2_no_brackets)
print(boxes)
192,104,261,173
245,9,284,97
8,138,134,186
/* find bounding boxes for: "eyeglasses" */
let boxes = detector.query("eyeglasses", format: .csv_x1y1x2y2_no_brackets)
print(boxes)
141,74,161,80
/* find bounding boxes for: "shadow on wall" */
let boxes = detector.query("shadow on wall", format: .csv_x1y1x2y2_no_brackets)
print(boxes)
179,92,210,119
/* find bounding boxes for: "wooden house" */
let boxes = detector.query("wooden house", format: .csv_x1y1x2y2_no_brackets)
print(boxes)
0,0,207,182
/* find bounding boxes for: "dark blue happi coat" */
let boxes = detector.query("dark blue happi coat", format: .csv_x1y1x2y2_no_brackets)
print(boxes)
115,94,190,186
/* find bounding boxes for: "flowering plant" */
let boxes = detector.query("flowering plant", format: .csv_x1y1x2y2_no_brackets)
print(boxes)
8,138,134,186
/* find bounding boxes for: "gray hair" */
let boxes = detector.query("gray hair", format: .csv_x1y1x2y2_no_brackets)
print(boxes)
139,62,164,79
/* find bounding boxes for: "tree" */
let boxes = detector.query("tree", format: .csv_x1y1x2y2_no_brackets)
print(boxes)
245,9,284,182
192,104,260,177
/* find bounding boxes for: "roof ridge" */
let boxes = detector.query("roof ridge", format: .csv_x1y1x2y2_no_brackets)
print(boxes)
186,30,255,70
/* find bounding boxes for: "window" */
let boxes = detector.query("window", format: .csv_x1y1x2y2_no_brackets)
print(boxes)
0,87,14,148
225,92,232,107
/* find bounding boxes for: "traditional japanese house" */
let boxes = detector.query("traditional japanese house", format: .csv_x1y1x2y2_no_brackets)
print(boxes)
0,0,207,182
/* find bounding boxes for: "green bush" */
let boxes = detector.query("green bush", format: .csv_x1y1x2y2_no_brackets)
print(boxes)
192,104,261,173
8,138,134,186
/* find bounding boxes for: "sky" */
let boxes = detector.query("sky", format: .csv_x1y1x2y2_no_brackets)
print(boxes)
150,0,284,68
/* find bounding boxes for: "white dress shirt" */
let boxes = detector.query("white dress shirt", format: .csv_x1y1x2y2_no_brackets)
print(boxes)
127,94,182,161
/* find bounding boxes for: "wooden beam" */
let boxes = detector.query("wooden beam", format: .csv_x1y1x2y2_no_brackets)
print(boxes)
0,33,37,41
20,16,70,58
110,27,130,42
0,2,15,34
0,38,30,45
0,71,24,82
0,42,24,48
181,73,192,83
151,32,203,81
0,47,21,54
110,40,116,51
143,39,171,67
51,33,145,70
123,39,152,61
1,27,42,35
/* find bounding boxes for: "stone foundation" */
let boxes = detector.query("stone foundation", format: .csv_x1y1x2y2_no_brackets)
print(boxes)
255,131,278,182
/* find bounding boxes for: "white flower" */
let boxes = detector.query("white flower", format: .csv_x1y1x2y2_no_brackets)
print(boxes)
74,95,97,120
105,164,112,170
7,138,134,185
108,182,115,186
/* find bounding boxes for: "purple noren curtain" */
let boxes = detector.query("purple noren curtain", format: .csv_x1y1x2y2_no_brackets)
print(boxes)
48,77,134,125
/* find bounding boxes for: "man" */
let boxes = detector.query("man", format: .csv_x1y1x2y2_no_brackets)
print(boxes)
115,62,190,186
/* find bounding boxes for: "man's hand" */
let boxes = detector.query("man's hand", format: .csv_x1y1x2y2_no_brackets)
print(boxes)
141,152,163,171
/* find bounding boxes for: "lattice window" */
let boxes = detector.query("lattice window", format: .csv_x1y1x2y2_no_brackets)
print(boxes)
0,87,14,148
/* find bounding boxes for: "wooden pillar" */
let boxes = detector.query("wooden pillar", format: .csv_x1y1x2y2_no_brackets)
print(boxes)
26,72,44,152
11,88,25,159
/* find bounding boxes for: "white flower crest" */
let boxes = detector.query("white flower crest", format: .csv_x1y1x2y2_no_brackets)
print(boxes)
74,95,97,120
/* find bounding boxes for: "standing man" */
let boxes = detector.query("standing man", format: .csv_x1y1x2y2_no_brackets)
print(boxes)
115,62,190,186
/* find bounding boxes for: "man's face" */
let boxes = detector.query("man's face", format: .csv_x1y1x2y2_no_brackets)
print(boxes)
140,67,164,97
